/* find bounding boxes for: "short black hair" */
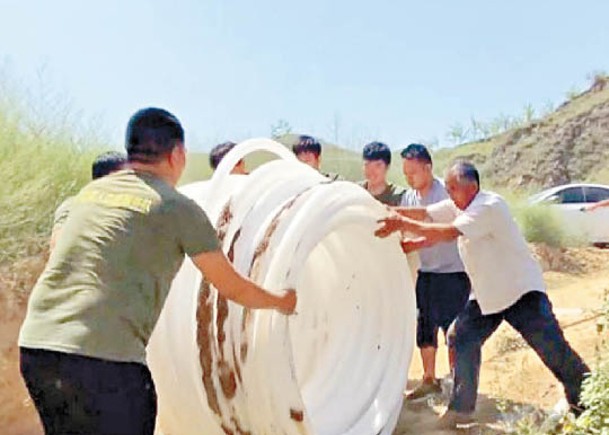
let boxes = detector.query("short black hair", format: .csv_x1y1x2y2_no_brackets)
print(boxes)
125,108,184,163
292,135,322,157
450,160,480,187
400,143,432,164
209,141,237,170
363,141,392,165
92,151,127,179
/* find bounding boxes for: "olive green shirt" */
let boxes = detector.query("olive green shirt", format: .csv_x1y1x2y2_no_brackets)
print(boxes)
359,181,405,206
53,197,74,229
19,169,220,363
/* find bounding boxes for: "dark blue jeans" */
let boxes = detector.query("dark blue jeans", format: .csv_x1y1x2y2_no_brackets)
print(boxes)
448,291,589,414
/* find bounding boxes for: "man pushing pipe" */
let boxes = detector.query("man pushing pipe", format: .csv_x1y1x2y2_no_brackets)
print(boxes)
18,108,296,435
358,141,404,206
375,160,590,430
395,144,470,402
50,151,127,251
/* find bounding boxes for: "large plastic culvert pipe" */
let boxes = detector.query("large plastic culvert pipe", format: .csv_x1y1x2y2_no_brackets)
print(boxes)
147,138,416,435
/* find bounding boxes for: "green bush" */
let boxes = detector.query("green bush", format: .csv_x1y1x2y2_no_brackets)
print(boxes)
569,295,609,434
517,204,569,248
571,362,609,434
514,294,609,435
501,189,572,249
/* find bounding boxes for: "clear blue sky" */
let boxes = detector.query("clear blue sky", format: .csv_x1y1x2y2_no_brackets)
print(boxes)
1,0,608,151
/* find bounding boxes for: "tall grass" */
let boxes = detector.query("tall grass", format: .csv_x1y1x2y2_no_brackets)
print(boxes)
0,82,101,263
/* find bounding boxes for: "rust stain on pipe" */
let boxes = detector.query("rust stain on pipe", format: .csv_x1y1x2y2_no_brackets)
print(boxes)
196,279,222,416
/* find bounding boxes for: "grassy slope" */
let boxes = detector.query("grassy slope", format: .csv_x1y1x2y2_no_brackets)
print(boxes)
431,85,609,188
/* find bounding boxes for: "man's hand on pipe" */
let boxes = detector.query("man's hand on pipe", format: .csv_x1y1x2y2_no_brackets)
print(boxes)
375,215,411,238
277,289,297,315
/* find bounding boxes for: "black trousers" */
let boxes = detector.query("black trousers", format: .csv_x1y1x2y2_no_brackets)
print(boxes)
20,348,157,435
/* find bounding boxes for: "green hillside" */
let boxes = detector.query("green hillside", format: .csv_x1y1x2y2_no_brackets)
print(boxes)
432,77,609,189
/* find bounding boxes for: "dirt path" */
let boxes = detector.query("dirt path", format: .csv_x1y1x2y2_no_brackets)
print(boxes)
1,248,608,434
394,249,609,434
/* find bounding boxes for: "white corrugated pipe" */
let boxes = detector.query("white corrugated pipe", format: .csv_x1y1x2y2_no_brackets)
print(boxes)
147,138,416,435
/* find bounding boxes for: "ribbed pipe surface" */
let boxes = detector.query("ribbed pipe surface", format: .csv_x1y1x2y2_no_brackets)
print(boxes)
147,139,415,435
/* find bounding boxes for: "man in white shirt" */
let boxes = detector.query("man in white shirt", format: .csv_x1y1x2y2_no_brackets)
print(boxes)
375,161,589,429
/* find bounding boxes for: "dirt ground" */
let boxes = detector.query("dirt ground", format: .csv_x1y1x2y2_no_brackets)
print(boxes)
1,247,608,435
0,255,47,435
395,247,609,434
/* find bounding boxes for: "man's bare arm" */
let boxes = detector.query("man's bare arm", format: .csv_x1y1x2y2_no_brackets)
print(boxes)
400,237,434,254
583,198,609,212
191,250,296,314
392,207,429,221
376,216,461,245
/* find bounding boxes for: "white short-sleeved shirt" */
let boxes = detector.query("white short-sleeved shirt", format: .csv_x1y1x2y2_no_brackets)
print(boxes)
427,191,545,315
400,179,464,274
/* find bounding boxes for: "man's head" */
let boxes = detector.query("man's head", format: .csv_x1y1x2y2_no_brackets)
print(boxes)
92,151,127,179
292,135,322,170
125,108,186,185
445,160,481,210
209,141,247,175
400,143,434,191
362,141,391,186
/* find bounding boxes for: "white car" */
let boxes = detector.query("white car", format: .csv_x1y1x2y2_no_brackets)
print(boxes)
529,183,609,246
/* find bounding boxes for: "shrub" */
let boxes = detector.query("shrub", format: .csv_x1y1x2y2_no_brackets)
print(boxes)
503,190,572,249
572,362,609,434
515,293,609,434
569,294,609,434
517,204,570,248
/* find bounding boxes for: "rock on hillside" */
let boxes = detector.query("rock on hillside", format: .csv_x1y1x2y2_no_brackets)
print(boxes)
439,77,609,189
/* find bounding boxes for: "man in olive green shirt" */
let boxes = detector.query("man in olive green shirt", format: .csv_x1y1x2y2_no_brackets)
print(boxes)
19,108,296,435
359,141,404,206
50,151,127,250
